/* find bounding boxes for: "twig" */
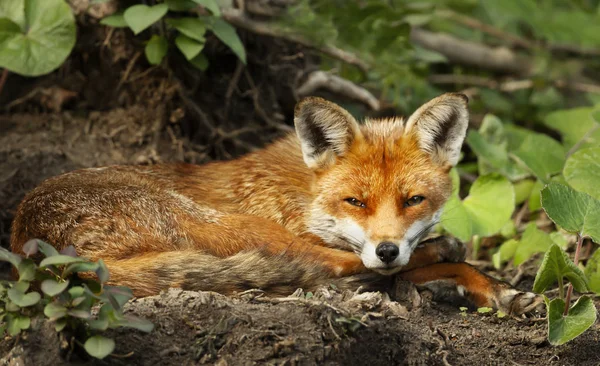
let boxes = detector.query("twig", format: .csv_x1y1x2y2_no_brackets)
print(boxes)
566,124,600,157
514,201,529,229
510,265,525,287
117,51,142,90
327,314,341,340
222,8,369,74
225,60,245,112
0,68,8,97
297,71,380,110
564,233,584,315
410,28,529,74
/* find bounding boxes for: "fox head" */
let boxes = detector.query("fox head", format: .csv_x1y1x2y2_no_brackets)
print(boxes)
294,93,469,274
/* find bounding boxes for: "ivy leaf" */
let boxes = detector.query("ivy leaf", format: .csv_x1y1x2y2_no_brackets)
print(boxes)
442,172,515,242
563,147,600,200
547,296,597,346
144,35,168,65
541,183,600,242
533,244,588,294
175,34,204,60
166,17,207,42
0,0,76,76
209,18,246,64
123,4,168,35
511,133,565,183
192,0,221,16
40,255,86,267
41,279,70,297
513,223,553,266
100,13,127,27
7,288,41,307
84,335,115,360
166,0,198,12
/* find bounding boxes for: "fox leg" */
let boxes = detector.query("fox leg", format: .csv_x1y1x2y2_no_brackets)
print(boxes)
399,262,541,315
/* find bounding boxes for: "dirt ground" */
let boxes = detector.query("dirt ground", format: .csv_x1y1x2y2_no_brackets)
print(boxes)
1,16,600,366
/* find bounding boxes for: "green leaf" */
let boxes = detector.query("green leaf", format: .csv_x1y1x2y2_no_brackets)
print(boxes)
22,239,38,257
541,183,600,242
95,259,110,284
175,34,204,60
84,335,115,360
191,0,220,16
166,0,198,12
44,302,67,320
6,314,30,336
547,296,597,346
68,286,85,298
513,179,535,205
533,244,588,294
544,107,600,151
189,52,209,71
41,279,70,297
442,172,515,242
123,3,168,35
166,17,207,42
0,0,76,76
40,255,85,267
54,318,67,332
563,147,600,200
477,307,493,313
68,309,91,319
17,259,36,282
585,248,600,294
513,223,554,266
100,13,127,27
511,133,565,183
145,35,168,65
528,179,544,212
88,318,109,331
36,240,59,257
103,286,133,308
209,18,246,64
114,315,154,332
64,262,99,276
7,287,40,307
492,238,519,269
0,248,22,267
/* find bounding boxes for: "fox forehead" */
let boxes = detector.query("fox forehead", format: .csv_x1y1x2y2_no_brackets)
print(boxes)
315,118,452,205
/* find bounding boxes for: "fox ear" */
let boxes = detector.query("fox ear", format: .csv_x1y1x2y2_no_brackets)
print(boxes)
404,93,469,166
294,97,361,169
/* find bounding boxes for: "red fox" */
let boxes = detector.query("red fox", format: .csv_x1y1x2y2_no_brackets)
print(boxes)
10,93,539,314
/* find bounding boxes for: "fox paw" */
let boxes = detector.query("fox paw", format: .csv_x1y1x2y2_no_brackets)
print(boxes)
420,235,467,263
494,288,544,315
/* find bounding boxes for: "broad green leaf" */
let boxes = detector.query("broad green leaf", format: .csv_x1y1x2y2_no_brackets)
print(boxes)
563,147,600,200
96,259,110,284
36,240,59,257
144,35,168,65
0,0,76,76
123,4,168,35
166,17,207,42
547,296,597,346
189,53,209,71
492,238,519,269
513,223,553,266
175,34,204,60
54,318,67,332
13,281,29,293
68,309,91,319
68,286,85,298
41,279,70,297
7,288,40,307
88,318,109,331
442,173,515,242
512,133,565,183
585,248,600,294
513,179,535,204
40,255,85,267
17,259,36,282
103,286,133,308
65,262,99,276
84,335,115,360
192,0,221,16
22,239,38,257
533,244,588,294
541,183,600,242
44,302,67,320
6,314,30,336
544,107,600,150
100,13,127,27
210,18,246,64
528,179,544,212
114,315,154,332
166,0,198,12
0,248,22,267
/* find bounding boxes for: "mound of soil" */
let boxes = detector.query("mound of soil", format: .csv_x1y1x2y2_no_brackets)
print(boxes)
1,10,599,366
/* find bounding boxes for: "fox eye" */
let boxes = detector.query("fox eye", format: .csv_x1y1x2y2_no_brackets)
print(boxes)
344,197,366,208
405,196,425,207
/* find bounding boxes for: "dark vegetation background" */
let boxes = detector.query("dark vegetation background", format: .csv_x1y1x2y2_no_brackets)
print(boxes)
1,0,600,364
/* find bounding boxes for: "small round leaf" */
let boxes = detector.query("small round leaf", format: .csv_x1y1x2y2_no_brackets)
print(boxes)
84,335,115,359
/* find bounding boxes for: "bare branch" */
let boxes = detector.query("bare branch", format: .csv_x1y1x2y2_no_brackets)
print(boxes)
296,71,380,110
410,28,530,74
222,8,370,74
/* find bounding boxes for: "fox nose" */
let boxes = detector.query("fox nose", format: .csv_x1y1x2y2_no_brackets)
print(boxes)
376,242,399,263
